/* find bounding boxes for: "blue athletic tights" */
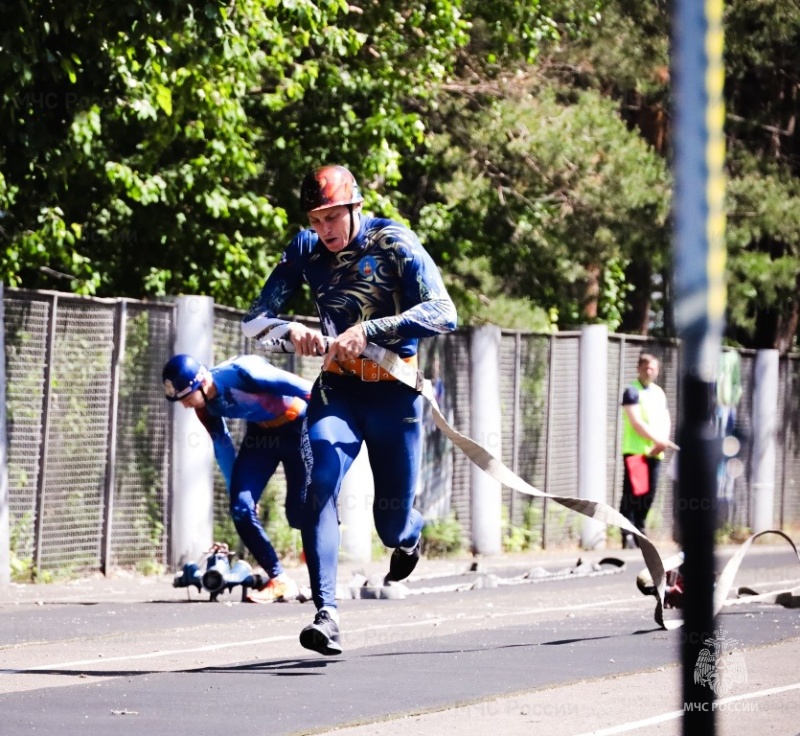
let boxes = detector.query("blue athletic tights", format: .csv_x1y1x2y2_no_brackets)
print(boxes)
229,422,306,578
301,374,424,610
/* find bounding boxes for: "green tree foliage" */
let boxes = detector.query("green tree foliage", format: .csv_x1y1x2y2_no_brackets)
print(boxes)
415,84,669,330
1,1,288,302
723,0,800,350
547,0,800,348
0,1,468,308
1,1,798,348
726,153,800,351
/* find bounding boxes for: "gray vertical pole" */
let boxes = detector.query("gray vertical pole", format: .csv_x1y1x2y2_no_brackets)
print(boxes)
751,349,779,533
170,295,215,567
579,325,608,550
34,293,58,577
470,325,502,555
339,445,375,563
101,300,127,575
0,284,10,586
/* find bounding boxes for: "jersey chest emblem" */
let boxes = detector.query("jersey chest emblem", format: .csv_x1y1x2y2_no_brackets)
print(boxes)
358,255,377,278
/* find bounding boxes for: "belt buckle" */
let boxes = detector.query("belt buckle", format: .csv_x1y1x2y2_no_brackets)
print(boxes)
361,359,380,382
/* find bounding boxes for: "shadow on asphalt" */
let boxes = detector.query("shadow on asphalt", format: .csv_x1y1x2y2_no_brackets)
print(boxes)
188,658,343,675
3,658,343,679
1,668,161,677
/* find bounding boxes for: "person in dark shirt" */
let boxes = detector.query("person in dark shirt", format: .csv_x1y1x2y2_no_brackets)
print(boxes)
242,165,457,654
163,353,312,600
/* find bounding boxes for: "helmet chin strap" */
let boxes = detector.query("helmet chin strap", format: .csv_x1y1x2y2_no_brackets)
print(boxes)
346,204,362,245
348,204,355,244
198,372,212,406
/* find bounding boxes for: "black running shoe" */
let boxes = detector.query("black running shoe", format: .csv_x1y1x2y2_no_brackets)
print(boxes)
299,610,342,656
386,536,421,583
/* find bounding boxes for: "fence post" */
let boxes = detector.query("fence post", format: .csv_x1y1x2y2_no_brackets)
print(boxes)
0,284,9,586
751,349,779,533
470,325,502,555
34,293,58,576
170,296,215,567
579,324,608,549
100,300,127,575
338,445,374,563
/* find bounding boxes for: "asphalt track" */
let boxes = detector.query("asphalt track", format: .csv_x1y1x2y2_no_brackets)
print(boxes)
1,544,799,736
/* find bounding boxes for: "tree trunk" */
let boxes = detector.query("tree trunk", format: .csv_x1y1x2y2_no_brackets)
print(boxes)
753,272,800,353
619,259,652,334
582,263,601,320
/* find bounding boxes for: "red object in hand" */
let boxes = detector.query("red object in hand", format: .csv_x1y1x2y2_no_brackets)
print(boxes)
625,455,650,497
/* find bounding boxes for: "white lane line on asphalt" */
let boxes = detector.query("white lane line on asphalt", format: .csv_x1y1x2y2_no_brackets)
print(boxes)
2,596,642,673
4,618,452,672
482,596,649,619
2,634,298,672
574,681,800,736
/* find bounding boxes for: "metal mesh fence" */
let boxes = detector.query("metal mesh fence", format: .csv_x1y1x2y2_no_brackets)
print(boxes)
520,336,552,548
499,334,521,528
4,295,49,568
110,303,174,567
4,288,800,575
607,337,625,517
417,334,458,521
3,291,176,578
210,307,250,549
498,332,550,548
37,298,116,572
542,334,581,547
444,331,473,542
778,355,800,532
654,341,680,541
732,351,757,531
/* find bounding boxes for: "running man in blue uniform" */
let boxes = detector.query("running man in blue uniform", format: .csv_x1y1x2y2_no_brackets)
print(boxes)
162,353,313,601
242,164,457,654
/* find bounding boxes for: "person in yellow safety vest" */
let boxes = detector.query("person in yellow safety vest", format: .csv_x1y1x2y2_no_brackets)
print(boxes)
619,353,678,549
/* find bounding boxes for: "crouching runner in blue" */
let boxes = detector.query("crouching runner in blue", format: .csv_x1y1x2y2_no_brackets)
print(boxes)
162,353,313,602
242,164,457,654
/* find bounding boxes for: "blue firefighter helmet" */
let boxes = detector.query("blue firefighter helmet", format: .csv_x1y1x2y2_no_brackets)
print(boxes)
162,354,207,402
